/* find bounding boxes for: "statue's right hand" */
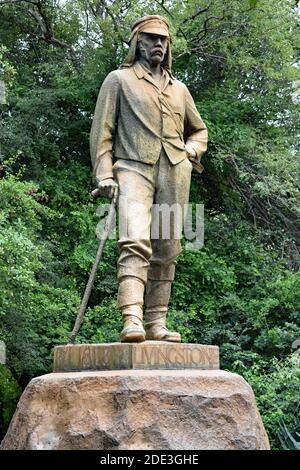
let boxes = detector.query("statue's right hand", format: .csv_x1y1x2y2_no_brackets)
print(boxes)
91,178,118,198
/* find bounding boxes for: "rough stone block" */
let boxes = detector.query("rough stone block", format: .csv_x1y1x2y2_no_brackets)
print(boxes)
0,369,270,450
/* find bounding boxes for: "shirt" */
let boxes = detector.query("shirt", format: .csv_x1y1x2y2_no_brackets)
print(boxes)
90,61,208,184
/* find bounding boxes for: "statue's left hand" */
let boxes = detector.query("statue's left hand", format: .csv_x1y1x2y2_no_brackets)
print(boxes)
185,144,197,159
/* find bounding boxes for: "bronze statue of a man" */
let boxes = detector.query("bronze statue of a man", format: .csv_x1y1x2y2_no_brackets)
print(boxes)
90,15,208,343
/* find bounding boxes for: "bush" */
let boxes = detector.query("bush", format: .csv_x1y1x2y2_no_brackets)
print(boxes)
230,355,300,450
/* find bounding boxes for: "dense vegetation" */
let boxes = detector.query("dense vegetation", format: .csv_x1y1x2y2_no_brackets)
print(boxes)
0,0,299,449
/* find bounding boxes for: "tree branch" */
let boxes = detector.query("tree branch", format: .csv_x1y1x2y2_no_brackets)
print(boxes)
151,0,188,40
0,0,38,5
1,0,79,67
180,5,210,25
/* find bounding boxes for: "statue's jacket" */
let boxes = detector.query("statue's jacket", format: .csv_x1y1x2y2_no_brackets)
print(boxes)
90,61,208,184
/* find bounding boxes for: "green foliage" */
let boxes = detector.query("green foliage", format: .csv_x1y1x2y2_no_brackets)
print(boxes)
0,365,21,434
0,176,79,376
169,216,300,364
231,355,300,450
279,404,300,450
77,299,122,344
0,0,299,449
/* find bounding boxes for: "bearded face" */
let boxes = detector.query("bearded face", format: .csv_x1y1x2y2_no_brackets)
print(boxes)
137,32,168,66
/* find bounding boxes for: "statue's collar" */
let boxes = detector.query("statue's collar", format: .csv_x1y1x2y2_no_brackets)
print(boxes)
133,61,174,84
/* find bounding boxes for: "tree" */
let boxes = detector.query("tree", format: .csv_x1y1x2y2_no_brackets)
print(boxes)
0,0,299,448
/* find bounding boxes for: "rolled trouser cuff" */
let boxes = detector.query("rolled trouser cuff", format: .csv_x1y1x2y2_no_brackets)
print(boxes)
118,265,148,284
147,263,176,281
117,276,145,308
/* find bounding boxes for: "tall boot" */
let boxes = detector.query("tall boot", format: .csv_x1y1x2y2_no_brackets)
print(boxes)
144,280,181,342
118,276,146,343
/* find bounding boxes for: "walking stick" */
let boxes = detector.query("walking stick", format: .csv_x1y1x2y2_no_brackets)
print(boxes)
68,185,118,344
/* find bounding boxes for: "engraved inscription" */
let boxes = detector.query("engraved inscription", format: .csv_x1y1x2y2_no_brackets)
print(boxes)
53,344,219,372
133,344,218,369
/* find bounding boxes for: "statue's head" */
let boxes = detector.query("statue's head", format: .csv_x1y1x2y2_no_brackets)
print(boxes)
122,15,172,73
137,31,169,67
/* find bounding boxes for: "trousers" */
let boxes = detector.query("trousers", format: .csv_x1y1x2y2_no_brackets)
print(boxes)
113,147,192,295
